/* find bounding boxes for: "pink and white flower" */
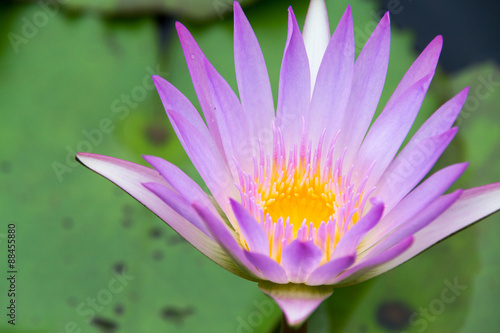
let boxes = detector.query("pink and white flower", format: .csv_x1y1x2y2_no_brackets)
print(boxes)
77,0,500,327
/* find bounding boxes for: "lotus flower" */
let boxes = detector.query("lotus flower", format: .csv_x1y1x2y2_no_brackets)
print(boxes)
77,0,500,328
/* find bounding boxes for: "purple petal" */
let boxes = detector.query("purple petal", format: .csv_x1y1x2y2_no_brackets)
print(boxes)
175,22,224,153
152,75,212,148
303,0,331,88
331,198,384,261
397,87,469,155
363,189,462,259
76,153,243,277
355,36,443,186
143,182,211,236
281,240,323,283
276,7,311,149
245,251,288,284
306,255,356,286
389,36,442,102
364,162,468,246
203,58,253,176
333,236,414,286
373,183,500,273
192,201,262,280
308,6,354,147
233,1,275,150
338,12,391,166
375,127,458,210
355,73,434,188
142,155,217,216
166,109,238,217
230,199,269,255
258,282,334,327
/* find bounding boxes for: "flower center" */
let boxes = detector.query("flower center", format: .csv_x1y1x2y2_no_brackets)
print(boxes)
234,128,374,263
258,168,336,235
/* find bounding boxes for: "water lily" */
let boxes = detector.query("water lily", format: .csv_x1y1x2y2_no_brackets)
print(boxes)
77,0,500,330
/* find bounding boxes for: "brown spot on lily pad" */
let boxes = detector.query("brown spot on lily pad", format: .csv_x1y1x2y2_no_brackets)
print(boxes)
376,300,413,331
161,306,195,326
145,122,169,145
91,317,117,332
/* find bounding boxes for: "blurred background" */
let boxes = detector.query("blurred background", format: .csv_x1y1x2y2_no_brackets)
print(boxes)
1,0,499,332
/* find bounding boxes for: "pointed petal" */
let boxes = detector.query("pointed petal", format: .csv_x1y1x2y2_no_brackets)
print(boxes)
276,7,311,148
143,182,211,236
355,74,434,187
193,202,262,280
230,199,269,255
339,12,391,165
373,183,500,273
333,236,414,286
203,58,253,176
375,127,458,210
397,87,469,155
303,0,330,89
362,189,462,259
258,281,334,327
175,22,225,153
166,109,238,218
331,198,384,261
306,255,356,286
308,6,354,146
76,153,241,277
389,36,443,102
245,251,288,284
281,240,323,283
364,162,468,246
152,75,211,148
142,155,217,216
233,1,275,150
355,36,443,185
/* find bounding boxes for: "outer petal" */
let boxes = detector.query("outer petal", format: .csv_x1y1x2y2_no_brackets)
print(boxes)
245,251,288,284
175,22,225,154
306,255,356,286
330,198,384,261
355,36,443,186
361,189,462,260
363,162,468,246
75,153,245,278
375,127,458,210
142,155,217,217
276,7,311,149
152,75,211,150
143,182,211,237
193,202,262,281
281,240,323,283
233,1,275,151
373,183,500,273
375,88,468,207
258,282,334,327
166,109,238,219
302,0,330,90
230,199,269,255
340,12,390,166
355,74,434,187
203,58,253,177
308,6,354,147
333,236,414,286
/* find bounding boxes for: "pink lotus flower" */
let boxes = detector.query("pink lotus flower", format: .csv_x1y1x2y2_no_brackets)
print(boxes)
77,0,500,328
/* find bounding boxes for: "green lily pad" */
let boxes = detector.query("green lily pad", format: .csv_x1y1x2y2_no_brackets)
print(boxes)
18,0,260,21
